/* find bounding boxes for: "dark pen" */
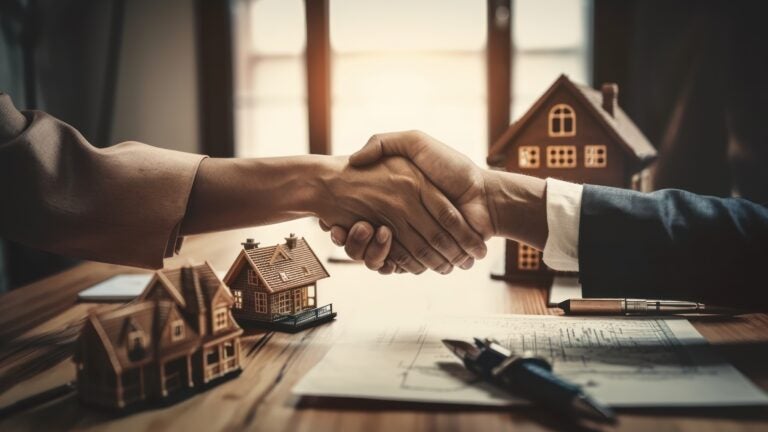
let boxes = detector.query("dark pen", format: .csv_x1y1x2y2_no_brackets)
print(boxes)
442,338,616,424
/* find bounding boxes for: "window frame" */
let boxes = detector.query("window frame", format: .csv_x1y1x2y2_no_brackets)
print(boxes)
213,307,228,331
548,104,576,137
546,145,577,168
518,145,540,169
255,292,268,313
232,289,243,309
584,144,607,168
517,243,541,271
171,319,185,342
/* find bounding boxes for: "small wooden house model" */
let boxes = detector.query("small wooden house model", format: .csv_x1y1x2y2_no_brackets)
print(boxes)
223,234,336,332
487,74,657,281
74,262,243,410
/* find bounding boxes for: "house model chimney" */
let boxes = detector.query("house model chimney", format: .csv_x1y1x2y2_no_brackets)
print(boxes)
285,233,298,249
601,83,618,117
241,238,260,250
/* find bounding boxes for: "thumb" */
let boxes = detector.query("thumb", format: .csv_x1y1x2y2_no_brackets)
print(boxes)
349,134,387,166
350,131,423,167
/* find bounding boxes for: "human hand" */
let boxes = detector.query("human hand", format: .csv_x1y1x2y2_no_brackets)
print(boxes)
314,156,486,274
325,131,494,272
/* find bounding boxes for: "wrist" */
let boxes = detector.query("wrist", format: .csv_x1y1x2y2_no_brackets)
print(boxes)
299,154,347,218
482,170,548,249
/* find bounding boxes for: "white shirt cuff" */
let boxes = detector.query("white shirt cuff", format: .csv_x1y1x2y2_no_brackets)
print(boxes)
542,178,583,272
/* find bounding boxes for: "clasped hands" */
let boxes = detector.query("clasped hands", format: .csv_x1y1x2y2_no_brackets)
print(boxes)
316,131,497,275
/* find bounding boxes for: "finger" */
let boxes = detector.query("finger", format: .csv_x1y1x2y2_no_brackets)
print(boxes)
397,221,453,274
459,256,475,270
420,182,487,260
378,259,397,275
364,226,392,270
344,222,375,260
350,131,424,167
330,226,349,247
387,240,427,275
318,219,331,231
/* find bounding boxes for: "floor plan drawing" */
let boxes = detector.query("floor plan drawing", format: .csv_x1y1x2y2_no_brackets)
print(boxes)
294,315,768,407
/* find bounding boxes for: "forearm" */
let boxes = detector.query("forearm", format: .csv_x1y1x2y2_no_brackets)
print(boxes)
483,170,548,249
182,155,341,235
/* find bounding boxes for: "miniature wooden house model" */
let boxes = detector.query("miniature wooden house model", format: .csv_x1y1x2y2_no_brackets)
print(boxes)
487,74,657,281
223,234,336,332
74,262,243,410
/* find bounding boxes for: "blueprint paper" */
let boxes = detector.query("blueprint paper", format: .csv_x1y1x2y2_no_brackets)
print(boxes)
293,315,768,407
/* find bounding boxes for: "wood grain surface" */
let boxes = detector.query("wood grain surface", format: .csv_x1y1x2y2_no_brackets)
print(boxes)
1,219,767,431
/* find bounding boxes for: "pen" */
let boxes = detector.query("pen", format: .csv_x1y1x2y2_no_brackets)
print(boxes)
558,298,742,316
442,338,616,424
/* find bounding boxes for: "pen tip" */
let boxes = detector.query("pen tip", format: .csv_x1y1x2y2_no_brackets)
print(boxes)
571,395,617,424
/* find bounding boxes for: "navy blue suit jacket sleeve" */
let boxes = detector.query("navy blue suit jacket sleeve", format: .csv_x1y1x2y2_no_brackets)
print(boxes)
578,185,768,309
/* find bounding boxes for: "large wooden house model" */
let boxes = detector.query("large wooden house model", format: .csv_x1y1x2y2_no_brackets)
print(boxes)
223,234,336,332
74,262,243,410
487,74,657,281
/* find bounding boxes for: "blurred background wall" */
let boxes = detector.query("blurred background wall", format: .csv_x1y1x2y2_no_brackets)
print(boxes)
1,0,766,289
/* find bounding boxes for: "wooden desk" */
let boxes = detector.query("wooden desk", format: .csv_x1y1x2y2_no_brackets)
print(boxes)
1,220,767,431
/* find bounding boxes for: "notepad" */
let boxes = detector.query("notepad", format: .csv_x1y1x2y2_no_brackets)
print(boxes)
77,274,153,302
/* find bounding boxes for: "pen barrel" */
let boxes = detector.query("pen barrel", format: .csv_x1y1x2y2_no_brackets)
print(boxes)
567,299,624,314
494,360,581,409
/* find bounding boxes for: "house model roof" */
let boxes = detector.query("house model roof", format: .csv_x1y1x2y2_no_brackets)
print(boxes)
488,74,657,167
77,262,235,373
223,236,330,293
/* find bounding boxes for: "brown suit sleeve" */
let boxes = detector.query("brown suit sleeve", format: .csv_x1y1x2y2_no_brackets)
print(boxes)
0,93,206,269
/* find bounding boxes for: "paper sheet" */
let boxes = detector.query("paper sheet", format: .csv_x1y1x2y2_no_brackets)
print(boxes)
547,275,582,306
293,315,768,407
78,274,153,302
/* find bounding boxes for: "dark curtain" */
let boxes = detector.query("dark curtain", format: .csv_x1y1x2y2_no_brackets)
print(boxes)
594,0,768,203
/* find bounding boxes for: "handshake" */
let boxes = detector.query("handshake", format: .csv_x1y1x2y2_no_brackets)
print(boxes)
314,130,548,275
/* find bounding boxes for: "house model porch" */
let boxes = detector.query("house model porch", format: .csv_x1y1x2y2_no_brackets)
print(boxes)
223,234,336,333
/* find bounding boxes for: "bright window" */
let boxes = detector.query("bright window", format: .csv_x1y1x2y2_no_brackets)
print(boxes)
213,308,228,331
548,104,576,137
330,0,487,165
584,145,607,168
233,289,243,309
233,0,592,162
546,145,577,168
517,243,540,270
512,0,592,120
518,146,540,168
233,0,308,157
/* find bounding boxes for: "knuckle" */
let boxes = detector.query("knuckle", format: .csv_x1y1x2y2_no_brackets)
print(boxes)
414,245,434,262
430,231,452,251
392,251,412,268
437,206,461,228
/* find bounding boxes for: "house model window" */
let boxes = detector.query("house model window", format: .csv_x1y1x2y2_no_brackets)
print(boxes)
213,307,228,331
171,319,185,341
247,270,259,286
517,243,541,270
518,146,540,169
279,272,290,282
548,104,576,137
255,292,267,313
546,145,577,168
232,289,243,309
584,145,607,168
